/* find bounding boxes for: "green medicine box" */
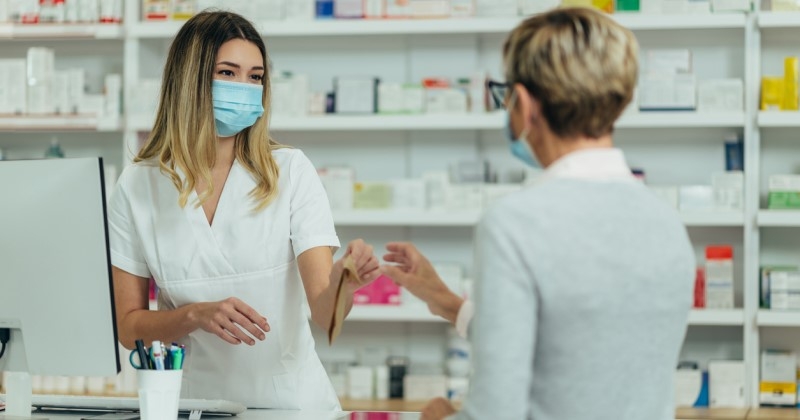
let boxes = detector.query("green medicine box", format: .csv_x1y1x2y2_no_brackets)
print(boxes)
768,191,800,209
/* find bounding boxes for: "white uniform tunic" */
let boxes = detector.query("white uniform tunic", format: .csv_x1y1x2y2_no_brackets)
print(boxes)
107,148,341,410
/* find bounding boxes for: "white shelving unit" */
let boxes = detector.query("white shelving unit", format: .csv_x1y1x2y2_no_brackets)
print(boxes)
0,23,123,39
127,111,745,133
127,14,745,39
331,210,744,227
343,307,745,324
758,11,800,28
0,115,121,132
757,210,800,227
757,111,800,127
4,2,794,409
346,305,446,323
757,310,800,327
688,309,745,326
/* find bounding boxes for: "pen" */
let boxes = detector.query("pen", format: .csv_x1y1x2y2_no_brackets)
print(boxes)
135,339,150,370
173,347,184,370
152,340,165,371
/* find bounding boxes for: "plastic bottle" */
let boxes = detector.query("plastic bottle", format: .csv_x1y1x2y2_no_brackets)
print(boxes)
44,138,64,158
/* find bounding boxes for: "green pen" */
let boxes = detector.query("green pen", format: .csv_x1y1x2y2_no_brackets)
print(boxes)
173,348,184,370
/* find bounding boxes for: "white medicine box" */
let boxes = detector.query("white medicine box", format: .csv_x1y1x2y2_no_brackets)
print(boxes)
760,350,798,406
709,361,745,408
335,77,378,114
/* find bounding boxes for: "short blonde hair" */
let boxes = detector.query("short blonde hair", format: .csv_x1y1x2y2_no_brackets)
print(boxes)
503,7,638,139
136,11,284,211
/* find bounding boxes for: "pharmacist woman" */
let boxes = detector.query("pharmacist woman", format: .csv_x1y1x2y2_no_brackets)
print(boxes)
108,11,380,410
385,8,696,420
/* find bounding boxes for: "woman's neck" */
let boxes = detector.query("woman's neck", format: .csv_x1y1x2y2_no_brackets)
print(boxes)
216,136,236,168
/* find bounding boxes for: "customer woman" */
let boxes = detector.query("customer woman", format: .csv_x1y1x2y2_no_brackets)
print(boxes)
108,11,379,410
383,7,696,420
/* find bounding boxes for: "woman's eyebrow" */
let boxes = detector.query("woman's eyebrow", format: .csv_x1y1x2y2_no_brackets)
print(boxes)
216,61,264,71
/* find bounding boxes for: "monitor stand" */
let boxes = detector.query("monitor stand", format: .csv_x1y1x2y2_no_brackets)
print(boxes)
0,371,46,420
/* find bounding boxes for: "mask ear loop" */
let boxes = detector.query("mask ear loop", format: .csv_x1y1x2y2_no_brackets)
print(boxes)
508,90,533,141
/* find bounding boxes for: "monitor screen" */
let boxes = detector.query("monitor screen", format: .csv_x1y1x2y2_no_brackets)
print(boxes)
0,157,120,382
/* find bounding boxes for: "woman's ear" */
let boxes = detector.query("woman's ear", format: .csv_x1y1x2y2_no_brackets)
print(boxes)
513,84,540,127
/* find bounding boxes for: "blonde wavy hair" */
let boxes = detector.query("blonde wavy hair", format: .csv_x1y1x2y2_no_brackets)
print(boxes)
135,10,283,211
503,7,639,139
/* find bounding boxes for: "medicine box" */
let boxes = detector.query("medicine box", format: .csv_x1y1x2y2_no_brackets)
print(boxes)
698,79,744,112
0,59,26,115
475,0,517,16
386,0,411,17
679,186,714,211
334,0,363,18
318,167,354,211
450,0,475,16
410,0,450,17
768,175,800,209
675,369,709,407
705,245,733,310
353,182,392,209
335,77,378,114
761,350,797,406
712,171,743,211
650,186,680,209
639,73,697,111
520,0,561,14
347,366,374,400
709,361,746,408
392,179,427,210
403,375,448,401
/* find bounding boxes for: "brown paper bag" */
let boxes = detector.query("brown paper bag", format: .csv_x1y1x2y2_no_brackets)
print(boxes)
329,256,360,345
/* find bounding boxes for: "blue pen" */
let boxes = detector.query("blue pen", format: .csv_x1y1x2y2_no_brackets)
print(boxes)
152,340,165,370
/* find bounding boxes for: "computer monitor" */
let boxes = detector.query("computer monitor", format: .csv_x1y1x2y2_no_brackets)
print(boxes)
0,157,120,418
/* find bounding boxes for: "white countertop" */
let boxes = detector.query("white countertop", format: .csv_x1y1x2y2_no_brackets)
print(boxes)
4,409,421,419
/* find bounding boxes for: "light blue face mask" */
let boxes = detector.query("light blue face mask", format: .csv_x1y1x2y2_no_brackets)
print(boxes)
504,92,541,169
211,80,265,137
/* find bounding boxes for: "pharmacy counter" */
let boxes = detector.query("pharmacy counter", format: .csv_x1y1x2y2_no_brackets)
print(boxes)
3,410,419,419
676,408,749,419
748,408,800,419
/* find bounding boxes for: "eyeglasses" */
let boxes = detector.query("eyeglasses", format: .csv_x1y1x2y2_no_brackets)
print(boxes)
486,79,509,109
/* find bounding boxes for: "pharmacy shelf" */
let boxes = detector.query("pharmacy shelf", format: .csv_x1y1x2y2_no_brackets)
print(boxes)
0,115,121,132
618,111,746,128
688,309,745,326
128,15,745,39
0,23,123,40
128,112,744,132
680,211,745,227
346,305,446,322
758,111,800,127
758,12,800,28
757,310,800,327
345,307,740,324
333,210,741,227
757,210,800,227
129,18,520,38
127,113,505,132
675,408,749,420
333,210,482,227
613,13,746,30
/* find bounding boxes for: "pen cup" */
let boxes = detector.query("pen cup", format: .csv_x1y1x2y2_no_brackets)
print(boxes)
136,369,182,420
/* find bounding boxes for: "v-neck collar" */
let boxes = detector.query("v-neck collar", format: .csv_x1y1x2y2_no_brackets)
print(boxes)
179,160,238,276
190,159,238,230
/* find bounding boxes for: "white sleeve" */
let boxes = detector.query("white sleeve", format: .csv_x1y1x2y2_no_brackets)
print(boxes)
289,151,341,257
107,173,151,278
454,208,536,420
455,300,474,339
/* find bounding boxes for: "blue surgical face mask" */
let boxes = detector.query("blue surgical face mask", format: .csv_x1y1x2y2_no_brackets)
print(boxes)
504,92,541,169
211,80,265,137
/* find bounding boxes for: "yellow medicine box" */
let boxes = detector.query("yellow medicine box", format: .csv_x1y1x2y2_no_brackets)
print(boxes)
761,77,785,111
